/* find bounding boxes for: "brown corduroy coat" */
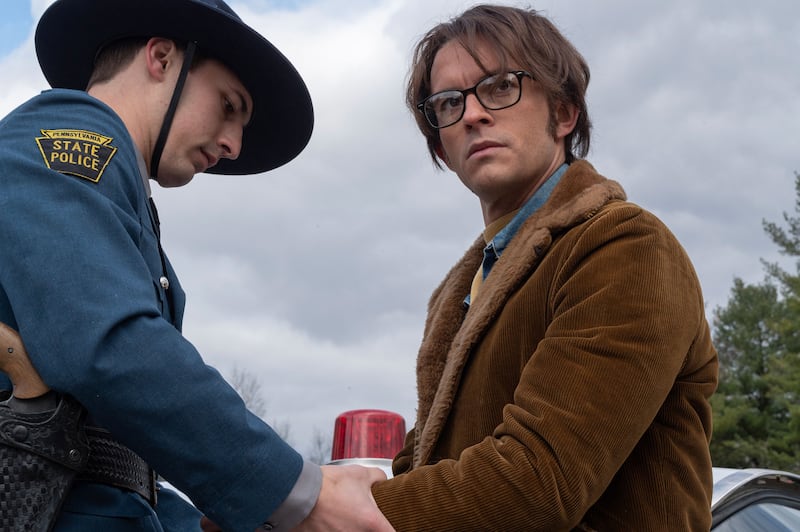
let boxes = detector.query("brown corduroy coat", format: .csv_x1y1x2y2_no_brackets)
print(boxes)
372,161,718,531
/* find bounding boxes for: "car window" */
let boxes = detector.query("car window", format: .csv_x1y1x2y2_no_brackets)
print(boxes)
713,501,800,531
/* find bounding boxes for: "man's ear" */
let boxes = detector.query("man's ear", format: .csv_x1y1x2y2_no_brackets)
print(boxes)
144,37,179,81
554,102,580,140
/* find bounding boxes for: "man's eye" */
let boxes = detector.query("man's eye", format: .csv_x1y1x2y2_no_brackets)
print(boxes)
487,78,514,96
445,96,462,110
434,94,461,112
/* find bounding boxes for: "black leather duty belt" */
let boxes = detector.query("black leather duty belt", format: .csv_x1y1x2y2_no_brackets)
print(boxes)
79,426,158,506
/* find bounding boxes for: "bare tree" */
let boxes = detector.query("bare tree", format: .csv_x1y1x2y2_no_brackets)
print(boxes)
229,365,292,444
230,366,267,418
306,426,332,465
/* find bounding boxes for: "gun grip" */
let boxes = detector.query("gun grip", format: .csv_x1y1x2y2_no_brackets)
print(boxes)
0,322,50,399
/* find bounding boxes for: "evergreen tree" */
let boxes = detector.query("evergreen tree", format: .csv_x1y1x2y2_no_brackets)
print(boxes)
711,172,800,473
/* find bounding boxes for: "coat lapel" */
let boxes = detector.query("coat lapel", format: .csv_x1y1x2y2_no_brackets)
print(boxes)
412,161,627,467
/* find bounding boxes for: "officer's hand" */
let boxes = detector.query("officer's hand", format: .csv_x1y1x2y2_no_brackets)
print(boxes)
291,464,394,532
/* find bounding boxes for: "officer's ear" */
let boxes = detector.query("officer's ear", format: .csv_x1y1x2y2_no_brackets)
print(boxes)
144,38,180,81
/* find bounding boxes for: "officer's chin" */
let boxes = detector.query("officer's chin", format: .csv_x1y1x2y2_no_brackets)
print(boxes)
155,170,196,188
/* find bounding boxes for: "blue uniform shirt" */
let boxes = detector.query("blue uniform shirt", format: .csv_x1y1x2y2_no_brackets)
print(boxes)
0,89,312,530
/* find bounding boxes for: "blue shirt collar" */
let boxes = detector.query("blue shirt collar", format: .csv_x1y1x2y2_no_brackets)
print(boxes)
485,162,568,264
465,163,568,307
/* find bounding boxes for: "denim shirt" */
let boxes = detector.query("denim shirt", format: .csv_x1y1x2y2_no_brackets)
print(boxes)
466,163,569,307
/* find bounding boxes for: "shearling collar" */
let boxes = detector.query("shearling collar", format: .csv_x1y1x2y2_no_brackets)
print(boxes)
412,160,627,467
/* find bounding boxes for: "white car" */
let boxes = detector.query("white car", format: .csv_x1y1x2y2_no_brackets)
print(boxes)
711,467,800,530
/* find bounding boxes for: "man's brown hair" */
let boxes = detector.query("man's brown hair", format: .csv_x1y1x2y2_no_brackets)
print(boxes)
407,4,592,167
86,38,207,90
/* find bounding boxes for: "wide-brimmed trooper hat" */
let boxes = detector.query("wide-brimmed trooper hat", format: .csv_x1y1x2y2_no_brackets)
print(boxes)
35,0,313,175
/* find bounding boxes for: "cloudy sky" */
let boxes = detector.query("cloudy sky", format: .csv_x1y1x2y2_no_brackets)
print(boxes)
2,0,799,457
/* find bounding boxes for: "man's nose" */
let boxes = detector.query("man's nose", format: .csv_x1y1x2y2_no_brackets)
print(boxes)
219,125,243,160
461,93,491,125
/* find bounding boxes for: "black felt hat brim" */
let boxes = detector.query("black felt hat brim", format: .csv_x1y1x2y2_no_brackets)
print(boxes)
35,0,313,175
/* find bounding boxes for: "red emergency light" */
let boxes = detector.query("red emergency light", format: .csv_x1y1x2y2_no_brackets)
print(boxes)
331,409,406,461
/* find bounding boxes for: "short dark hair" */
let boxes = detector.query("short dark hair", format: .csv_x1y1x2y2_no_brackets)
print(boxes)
407,4,592,167
86,37,207,90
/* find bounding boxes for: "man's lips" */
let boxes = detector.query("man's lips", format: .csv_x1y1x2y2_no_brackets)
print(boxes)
467,140,503,158
202,150,219,170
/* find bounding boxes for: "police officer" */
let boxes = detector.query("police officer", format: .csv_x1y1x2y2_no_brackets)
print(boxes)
0,0,392,530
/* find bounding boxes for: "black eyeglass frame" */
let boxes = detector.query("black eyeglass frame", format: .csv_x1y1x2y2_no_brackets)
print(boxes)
417,70,533,129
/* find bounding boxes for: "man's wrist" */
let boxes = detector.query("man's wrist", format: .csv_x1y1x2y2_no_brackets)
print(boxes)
262,460,322,530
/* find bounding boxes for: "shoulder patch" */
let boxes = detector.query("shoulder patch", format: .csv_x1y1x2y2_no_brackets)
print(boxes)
36,129,118,183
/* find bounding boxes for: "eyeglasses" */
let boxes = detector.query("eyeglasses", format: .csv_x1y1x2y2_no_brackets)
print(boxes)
417,71,533,129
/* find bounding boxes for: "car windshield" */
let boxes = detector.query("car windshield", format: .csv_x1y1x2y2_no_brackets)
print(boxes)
713,501,800,531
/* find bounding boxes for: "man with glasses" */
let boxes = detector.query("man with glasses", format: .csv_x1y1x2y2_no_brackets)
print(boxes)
371,4,718,529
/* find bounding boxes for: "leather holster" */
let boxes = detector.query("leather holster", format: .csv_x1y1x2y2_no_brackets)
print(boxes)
0,393,89,532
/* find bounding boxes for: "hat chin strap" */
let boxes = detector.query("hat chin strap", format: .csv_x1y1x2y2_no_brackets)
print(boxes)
150,41,197,179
